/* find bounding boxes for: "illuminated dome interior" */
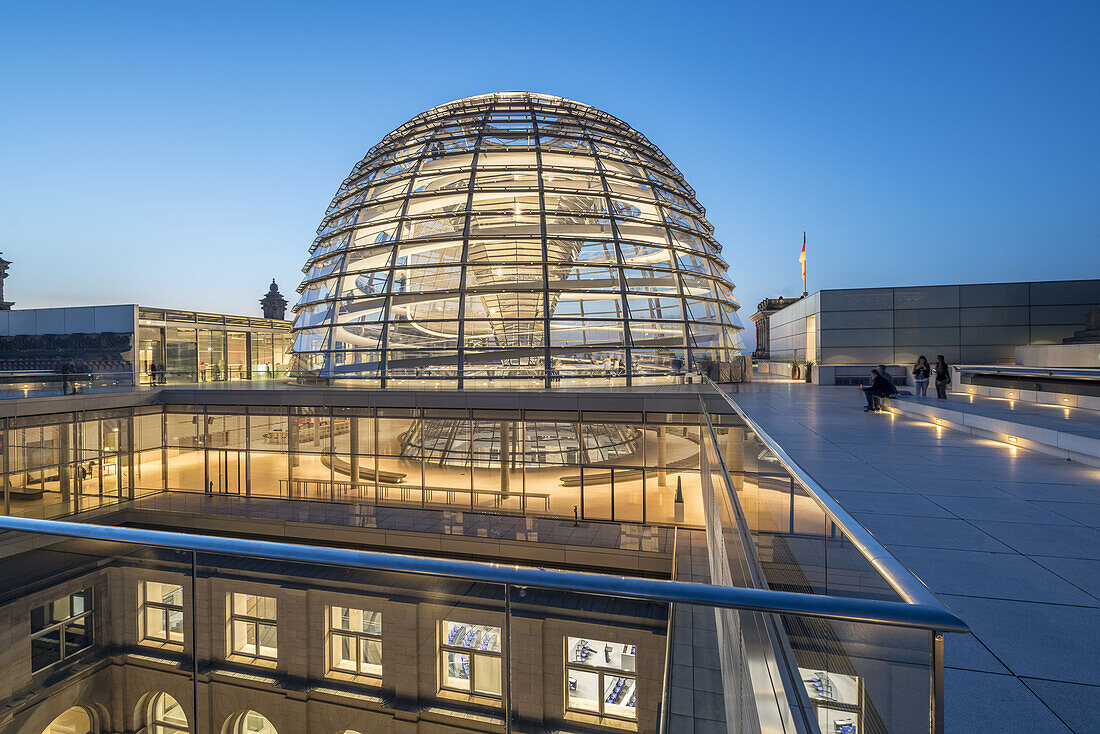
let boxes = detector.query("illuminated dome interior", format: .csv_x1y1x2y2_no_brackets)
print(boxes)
290,92,744,387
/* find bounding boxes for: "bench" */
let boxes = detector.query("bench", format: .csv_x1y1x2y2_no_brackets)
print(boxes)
322,454,406,484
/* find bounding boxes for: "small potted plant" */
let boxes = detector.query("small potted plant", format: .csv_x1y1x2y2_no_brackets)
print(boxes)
789,358,802,380
803,359,816,383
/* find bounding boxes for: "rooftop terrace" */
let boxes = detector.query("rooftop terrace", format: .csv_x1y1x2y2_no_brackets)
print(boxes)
729,378,1100,733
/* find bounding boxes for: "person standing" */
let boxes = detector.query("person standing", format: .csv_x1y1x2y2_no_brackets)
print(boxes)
934,355,951,399
60,361,74,395
912,356,931,397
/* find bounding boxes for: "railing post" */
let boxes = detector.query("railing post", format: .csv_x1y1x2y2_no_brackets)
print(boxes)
504,582,512,734
191,549,200,734
931,631,944,734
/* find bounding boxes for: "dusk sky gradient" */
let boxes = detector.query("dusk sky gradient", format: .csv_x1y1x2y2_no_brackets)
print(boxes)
1,2,1098,349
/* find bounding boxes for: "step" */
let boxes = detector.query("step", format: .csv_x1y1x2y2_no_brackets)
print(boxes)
883,394,1100,468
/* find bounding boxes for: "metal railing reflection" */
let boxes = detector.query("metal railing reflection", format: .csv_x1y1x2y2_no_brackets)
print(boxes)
701,376,962,733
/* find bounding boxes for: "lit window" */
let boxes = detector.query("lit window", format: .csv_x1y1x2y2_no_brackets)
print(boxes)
439,620,501,697
328,606,382,679
234,710,278,734
566,637,637,720
40,706,94,734
148,692,189,733
140,582,184,646
228,593,277,660
31,589,92,671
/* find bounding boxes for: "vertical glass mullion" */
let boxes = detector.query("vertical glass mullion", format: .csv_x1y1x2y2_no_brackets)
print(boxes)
586,125,631,385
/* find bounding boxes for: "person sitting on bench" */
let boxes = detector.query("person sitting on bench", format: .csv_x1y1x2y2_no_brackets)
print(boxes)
860,368,896,412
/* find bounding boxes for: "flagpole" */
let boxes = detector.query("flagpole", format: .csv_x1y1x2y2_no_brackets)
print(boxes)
802,231,808,297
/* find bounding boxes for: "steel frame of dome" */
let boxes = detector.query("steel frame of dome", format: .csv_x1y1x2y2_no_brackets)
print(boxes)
291,91,744,387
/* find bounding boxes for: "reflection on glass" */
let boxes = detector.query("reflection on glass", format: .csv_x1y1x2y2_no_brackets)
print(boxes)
150,692,189,733
565,636,638,719
229,593,277,660
440,620,502,697
141,581,184,645
328,606,382,678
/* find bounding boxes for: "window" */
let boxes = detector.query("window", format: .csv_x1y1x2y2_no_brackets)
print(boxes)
233,711,277,734
328,606,382,679
148,692,189,733
140,582,184,646
566,637,637,720
40,706,94,734
228,593,277,660
439,620,501,697
31,589,92,671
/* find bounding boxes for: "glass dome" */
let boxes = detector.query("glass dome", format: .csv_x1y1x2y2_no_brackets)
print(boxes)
291,92,744,387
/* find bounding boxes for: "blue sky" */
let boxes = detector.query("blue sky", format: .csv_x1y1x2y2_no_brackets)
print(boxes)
1,2,1097,348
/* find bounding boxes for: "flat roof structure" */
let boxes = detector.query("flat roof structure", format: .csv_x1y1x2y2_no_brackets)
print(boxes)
757,279,1100,383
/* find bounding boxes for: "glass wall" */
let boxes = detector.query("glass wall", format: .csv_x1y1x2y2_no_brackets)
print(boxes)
138,308,292,384
157,327,292,383
138,325,166,386
0,408,161,518
0,404,705,526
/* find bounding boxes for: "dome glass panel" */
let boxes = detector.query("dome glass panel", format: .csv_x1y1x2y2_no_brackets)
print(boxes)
291,92,743,387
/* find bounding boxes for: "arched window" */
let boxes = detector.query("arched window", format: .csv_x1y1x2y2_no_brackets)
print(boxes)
148,693,188,733
41,706,94,734
234,711,277,734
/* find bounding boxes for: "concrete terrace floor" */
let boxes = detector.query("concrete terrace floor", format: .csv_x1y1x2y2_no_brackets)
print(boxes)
727,378,1100,733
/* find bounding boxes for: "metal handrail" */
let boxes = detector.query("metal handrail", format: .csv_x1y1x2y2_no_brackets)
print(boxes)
0,515,966,632
704,377,963,618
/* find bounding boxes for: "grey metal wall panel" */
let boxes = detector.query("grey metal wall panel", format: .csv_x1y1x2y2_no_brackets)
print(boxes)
820,310,893,329
893,309,960,328
1030,280,1100,305
820,288,893,312
960,344,1016,363
893,285,960,310
819,346,896,364
1029,324,1082,344
960,325,1030,345
960,282,1029,307
1029,304,1095,326
894,327,961,346
7,311,37,334
959,306,1030,327
62,307,96,333
896,346,961,364
819,328,895,348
